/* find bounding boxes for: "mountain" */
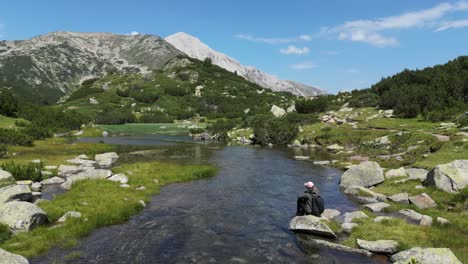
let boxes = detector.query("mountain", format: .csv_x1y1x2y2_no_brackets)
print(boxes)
165,32,326,96
0,31,183,103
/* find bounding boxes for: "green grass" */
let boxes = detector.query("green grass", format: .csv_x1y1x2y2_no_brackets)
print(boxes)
365,117,439,132
0,115,24,129
0,223,11,244
98,123,198,135
414,137,468,169
0,161,217,258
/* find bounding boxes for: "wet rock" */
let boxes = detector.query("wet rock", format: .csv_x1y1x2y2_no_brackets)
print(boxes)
391,247,462,264
57,211,82,223
95,152,119,169
420,215,433,226
339,161,385,189
362,202,390,213
343,211,368,223
341,223,358,233
0,169,13,181
322,209,341,220
107,173,129,184
374,216,395,223
398,209,423,221
0,201,47,232
307,238,373,257
388,193,409,204
0,185,32,203
356,239,399,254
405,168,428,181
425,160,468,193
61,169,112,190
0,247,29,264
40,176,65,185
30,182,42,192
385,167,407,179
289,215,337,238
409,193,437,209
293,156,310,161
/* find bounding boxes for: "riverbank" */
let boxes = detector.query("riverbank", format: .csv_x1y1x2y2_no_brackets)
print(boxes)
0,138,217,259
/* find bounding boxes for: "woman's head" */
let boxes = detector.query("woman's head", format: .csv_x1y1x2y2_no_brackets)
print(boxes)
304,181,314,189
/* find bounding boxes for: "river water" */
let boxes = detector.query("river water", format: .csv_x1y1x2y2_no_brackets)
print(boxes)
32,135,387,264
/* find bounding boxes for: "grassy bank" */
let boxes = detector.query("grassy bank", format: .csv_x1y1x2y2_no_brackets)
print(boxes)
0,161,217,258
98,123,200,135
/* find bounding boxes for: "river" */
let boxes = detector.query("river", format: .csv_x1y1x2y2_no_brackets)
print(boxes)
32,135,387,264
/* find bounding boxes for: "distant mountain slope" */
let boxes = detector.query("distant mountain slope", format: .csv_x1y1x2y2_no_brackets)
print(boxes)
0,31,183,103
165,32,326,96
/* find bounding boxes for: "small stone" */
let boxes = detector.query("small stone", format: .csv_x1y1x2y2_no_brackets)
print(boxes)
398,209,423,221
135,186,146,191
374,216,395,223
322,209,341,220
388,193,409,204
16,180,32,186
40,176,65,185
107,173,128,184
293,156,310,161
409,193,437,209
120,184,130,188
343,211,368,223
138,200,146,207
313,161,331,165
356,239,399,254
436,217,450,225
419,215,433,226
57,211,82,223
362,202,390,213
31,182,42,192
341,223,358,233
415,185,426,189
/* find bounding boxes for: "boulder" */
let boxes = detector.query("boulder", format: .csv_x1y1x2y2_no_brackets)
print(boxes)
356,239,399,254
385,167,407,179
306,238,373,257
107,173,129,184
40,176,65,185
61,169,112,190
362,202,390,213
0,185,32,203
289,215,336,238
339,161,385,189
326,144,344,151
344,186,387,202
0,201,47,232
95,152,119,169
0,170,13,181
398,209,423,221
66,158,97,167
391,247,462,264
57,211,82,223
420,215,433,226
405,168,428,181
270,105,286,118
31,182,42,192
343,211,368,223
341,223,358,233
322,209,341,220
388,193,409,204
0,248,29,264
425,160,468,193
58,165,84,177
409,193,437,209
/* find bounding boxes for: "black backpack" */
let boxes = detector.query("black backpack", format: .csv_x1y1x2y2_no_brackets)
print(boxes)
310,192,325,216
296,192,324,216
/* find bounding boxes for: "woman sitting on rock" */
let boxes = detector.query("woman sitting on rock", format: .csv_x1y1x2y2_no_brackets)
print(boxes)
296,181,324,216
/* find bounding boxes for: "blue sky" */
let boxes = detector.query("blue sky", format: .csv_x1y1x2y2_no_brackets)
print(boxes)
1,0,468,93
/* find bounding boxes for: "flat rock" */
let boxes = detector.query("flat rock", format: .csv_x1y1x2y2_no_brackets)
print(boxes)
344,186,387,202
405,168,428,181
40,176,65,185
326,144,344,151
385,167,407,179
16,180,32,186
322,209,341,220
341,223,358,233
398,209,423,221
61,169,112,190
306,238,373,257
420,215,433,226
0,248,29,264
425,160,468,193
356,239,399,254
391,247,462,264
44,165,58,170
409,193,437,209
343,211,368,223
0,185,32,203
362,202,390,212
313,161,331,165
107,173,128,184
388,193,409,204
0,201,47,232
340,161,385,189
66,158,96,167
58,165,84,177
31,182,42,192
57,211,82,223
120,184,130,188
293,156,310,161
289,215,337,238
0,170,13,181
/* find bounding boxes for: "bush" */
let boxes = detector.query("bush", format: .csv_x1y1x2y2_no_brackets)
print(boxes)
96,108,136,125
0,161,44,182
130,89,160,103
22,123,53,140
252,117,298,145
165,86,187,96
116,88,130,98
140,112,174,123
0,223,11,244
0,129,33,146
0,88,18,117
296,96,328,114
206,119,239,141
0,144,7,158
285,112,319,125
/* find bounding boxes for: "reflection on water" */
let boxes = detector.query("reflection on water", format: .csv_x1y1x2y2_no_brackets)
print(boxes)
32,135,387,264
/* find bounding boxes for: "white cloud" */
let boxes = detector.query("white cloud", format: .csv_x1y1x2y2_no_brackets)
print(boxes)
234,34,312,44
290,61,316,70
436,19,468,31
129,31,140,36
325,1,468,47
280,45,310,55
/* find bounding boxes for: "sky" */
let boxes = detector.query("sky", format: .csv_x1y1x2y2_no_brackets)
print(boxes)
1,0,468,93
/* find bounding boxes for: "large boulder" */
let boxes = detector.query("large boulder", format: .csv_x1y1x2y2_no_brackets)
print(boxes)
409,193,437,209
289,215,336,238
425,160,468,193
0,185,32,203
95,152,119,169
61,169,112,190
0,170,13,182
405,168,428,181
339,161,385,189
0,248,29,264
270,105,286,118
391,247,462,264
356,239,399,254
0,201,47,232
385,167,407,179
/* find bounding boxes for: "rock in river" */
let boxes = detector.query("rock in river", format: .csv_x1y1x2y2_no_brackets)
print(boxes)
391,247,462,264
0,247,29,264
40,176,65,185
425,160,468,193
0,201,47,232
339,161,385,189
356,239,399,254
0,185,32,203
289,215,336,238
321,209,341,220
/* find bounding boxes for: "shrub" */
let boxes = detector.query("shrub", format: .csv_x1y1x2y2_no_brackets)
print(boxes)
0,88,18,117
0,144,7,158
130,89,160,103
206,119,239,141
165,86,187,96
140,112,174,123
22,123,53,140
252,117,298,145
285,112,319,125
96,108,136,125
0,223,11,244
0,129,33,146
296,96,328,114
116,88,130,97
0,161,44,182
